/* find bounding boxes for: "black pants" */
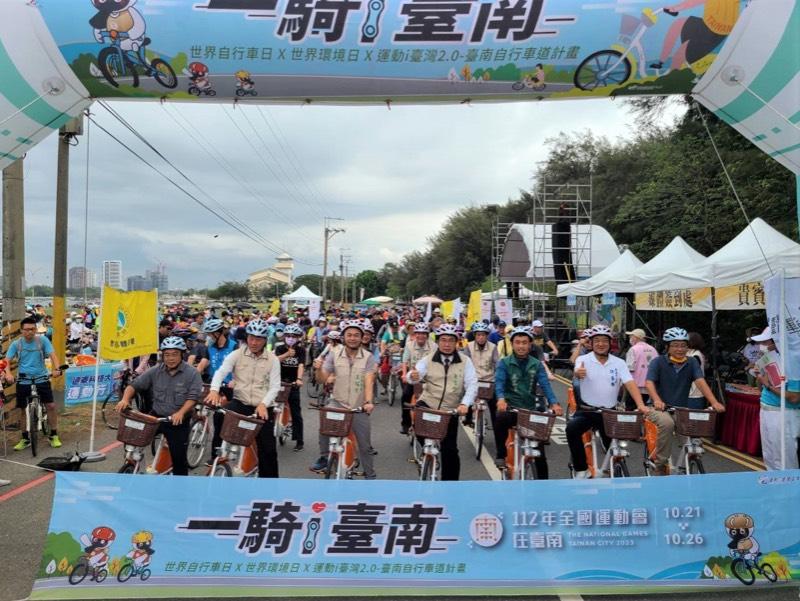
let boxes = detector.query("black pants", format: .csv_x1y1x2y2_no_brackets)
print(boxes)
210,386,234,461
400,383,414,429
155,418,191,476
225,399,278,478
494,411,549,479
286,383,303,444
565,409,611,472
416,403,460,481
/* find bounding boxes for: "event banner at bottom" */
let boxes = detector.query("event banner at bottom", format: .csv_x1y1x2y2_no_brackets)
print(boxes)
32,471,800,599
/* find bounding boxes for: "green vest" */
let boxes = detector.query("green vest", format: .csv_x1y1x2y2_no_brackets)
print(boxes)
501,354,542,410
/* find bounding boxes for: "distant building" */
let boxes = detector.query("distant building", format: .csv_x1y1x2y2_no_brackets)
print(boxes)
127,275,148,291
68,266,96,289
146,266,168,292
248,253,294,293
102,260,122,289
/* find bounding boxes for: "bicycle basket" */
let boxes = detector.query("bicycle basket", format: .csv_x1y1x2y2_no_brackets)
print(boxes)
319,407,354,437
219,410,264,446
477,380,494,400
116,411,161,447
516,409,555,442
601,409,643,440
413,407,452,440
276,383,291,405
674,407,717,438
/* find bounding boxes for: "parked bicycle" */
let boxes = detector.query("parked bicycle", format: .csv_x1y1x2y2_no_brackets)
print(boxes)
115,409,171,474
97,32,177,89
411,405,458,482
19,364,68,457
207,406,264,477
643,407,717,475
315,405,363,480
499,408,555,480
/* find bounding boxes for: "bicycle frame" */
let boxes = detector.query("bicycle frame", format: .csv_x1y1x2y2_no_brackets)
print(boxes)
211,440,259,477
644,429,706,475
145,433,173,474
419,437,442,481
327,430,358,480
581,426,631,479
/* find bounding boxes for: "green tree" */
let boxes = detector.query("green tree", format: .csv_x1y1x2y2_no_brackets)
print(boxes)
209,281,250,301
293,274,322,295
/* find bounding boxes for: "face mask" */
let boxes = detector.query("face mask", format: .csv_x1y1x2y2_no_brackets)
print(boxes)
759,344,769,352
285,336,297,346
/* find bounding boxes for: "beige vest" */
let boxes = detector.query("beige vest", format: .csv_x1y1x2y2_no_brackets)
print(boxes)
467,340,496,381
331,346,371,409
421,351,467,410
406,340,433,366
231,347,276,407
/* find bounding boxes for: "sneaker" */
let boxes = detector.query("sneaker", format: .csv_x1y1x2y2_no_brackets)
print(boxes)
49,435,62,448
573,470,590,480
368,447,378,456
0,479,10,487
13,439,30,451
310,457,327,472
293,443,304,452
399,427,409,435
364,474,377,480
494,457,507,468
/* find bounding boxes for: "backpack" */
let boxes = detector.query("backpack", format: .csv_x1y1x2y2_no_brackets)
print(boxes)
10,336,45,365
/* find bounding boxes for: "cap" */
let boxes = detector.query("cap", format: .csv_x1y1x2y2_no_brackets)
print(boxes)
497,321,507,327
750,327,773,342
531,320,544,327
625,328,647,339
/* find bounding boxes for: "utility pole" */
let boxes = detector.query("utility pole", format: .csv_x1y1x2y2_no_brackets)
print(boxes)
52,118,82,390
2,159,26,406
321,217,344,305
343,256,352,304
338,248,349,304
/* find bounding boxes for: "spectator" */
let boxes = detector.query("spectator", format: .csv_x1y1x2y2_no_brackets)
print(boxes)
686,332,707,409
624,328,658,409
742,327,764,387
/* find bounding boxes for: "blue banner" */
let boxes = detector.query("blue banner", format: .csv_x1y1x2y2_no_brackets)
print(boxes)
32,471,800,598
64,363,125,407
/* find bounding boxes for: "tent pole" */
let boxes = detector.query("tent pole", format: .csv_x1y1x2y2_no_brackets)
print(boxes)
710,288,725,405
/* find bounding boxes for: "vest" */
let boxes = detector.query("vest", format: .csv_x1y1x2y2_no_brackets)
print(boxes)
406,340,433,366
421,351,467,410
467,340,496,381
331,346,372,409
230,347,276,407
500,354,543,410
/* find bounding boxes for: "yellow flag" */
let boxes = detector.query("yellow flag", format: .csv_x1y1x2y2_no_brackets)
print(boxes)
466,289,481,327
440,300,454,319
99,286,158,360
269,299,280,315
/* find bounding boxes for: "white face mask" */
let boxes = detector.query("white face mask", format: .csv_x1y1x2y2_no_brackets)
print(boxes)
758,344,769,352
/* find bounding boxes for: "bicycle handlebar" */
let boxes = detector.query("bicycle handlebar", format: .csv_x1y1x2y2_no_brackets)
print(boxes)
310,405,366,413
18,364,69,383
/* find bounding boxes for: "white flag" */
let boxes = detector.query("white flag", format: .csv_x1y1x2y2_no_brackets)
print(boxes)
308,298,321,322
764,273,800,379
424,302,432,323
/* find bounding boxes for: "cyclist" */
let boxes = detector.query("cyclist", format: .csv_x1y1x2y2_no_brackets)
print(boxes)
206,319,282,477
6,316,65,450
406,324,478,481
462,321,498,429
307,318,329,367
531,319,560,360
274,323,306,451
399,322,434,435
115,336,203,476
566,325,648,479
315,329,341,363
128,531,155,569
494,326,563,474
644,327,725,475
311,319,377,478
490,321,512,357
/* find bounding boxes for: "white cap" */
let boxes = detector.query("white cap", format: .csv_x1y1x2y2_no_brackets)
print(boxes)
532,320,544,327
749,327,773,342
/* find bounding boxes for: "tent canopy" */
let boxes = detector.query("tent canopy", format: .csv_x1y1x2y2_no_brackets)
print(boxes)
632,236,707,291
481,285,548,301
499,224,620,283
556,249,643,297
635,218,800,291
282,285,321,301
363,296,393,304
413,295,444,304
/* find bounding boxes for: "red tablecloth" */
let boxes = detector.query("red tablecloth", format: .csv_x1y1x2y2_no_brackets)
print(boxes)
720,384,762,456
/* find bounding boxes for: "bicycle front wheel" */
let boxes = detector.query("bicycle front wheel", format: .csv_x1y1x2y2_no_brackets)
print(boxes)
118,462,135,474
140,568,151,581
212,461,233,477
102,399,118,430
612,459,630,478
324,454,338,480
186,420,207,468
474,411,485,460
523,459,537,481
574,50,631,91
688,457,705,475
28,404,38,457
420,455,435,481
731,558,755,585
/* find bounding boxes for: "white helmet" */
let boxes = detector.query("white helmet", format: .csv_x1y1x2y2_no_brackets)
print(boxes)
202,318,224,333
662,327,689,342
413,322,430,333
160,336,187,351
245,319,269,338
471,321,491,333
326,330,341,341
341,319,364,333
435,324,459,339
588,325,613,339
361,320,374,334
508,326,534,340
284,324,303,336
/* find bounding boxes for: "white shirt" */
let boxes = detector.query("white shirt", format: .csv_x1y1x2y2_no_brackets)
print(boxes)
574,352,633,408
407,353,478,408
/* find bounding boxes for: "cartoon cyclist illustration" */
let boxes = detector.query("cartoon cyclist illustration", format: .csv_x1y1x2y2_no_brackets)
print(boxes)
89,0,146,52
726,513,759,560
127,531,155,568
79,526,116,570
235,70,258,97
187,62,216,96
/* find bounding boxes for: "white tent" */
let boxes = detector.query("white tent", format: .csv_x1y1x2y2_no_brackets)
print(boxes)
556,249,643,297
481,285,548,301
281,285,321,301
632,236,707,291
635,218,800,291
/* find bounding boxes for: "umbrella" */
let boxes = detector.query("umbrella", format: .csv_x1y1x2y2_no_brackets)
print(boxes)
413,295,443,304
363,296,394,304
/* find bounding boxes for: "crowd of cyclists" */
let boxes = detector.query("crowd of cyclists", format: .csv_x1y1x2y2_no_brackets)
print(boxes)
27,299,732,482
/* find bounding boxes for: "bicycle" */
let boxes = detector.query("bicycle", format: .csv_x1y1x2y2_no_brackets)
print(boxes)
208,407,264,477
188,84,217,97
574,8,664,91
315,405,364,480
471,382,494,460
306,368,322,402
404,384,424,466
499,408,555,480
387,350,403,406
643,407,717,475
18,365,68,457
568,407,643,479
97,32,177,89
412,405,458,482
67,557,107,585
273,383,292,446
115,409,171,474
235,86,258,97
186,384,214,468
102,368,145,430
731,551,778,586
117,559,151,583
512,77,546,92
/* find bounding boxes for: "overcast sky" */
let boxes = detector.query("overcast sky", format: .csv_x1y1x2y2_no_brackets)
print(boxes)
14,97,682,289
